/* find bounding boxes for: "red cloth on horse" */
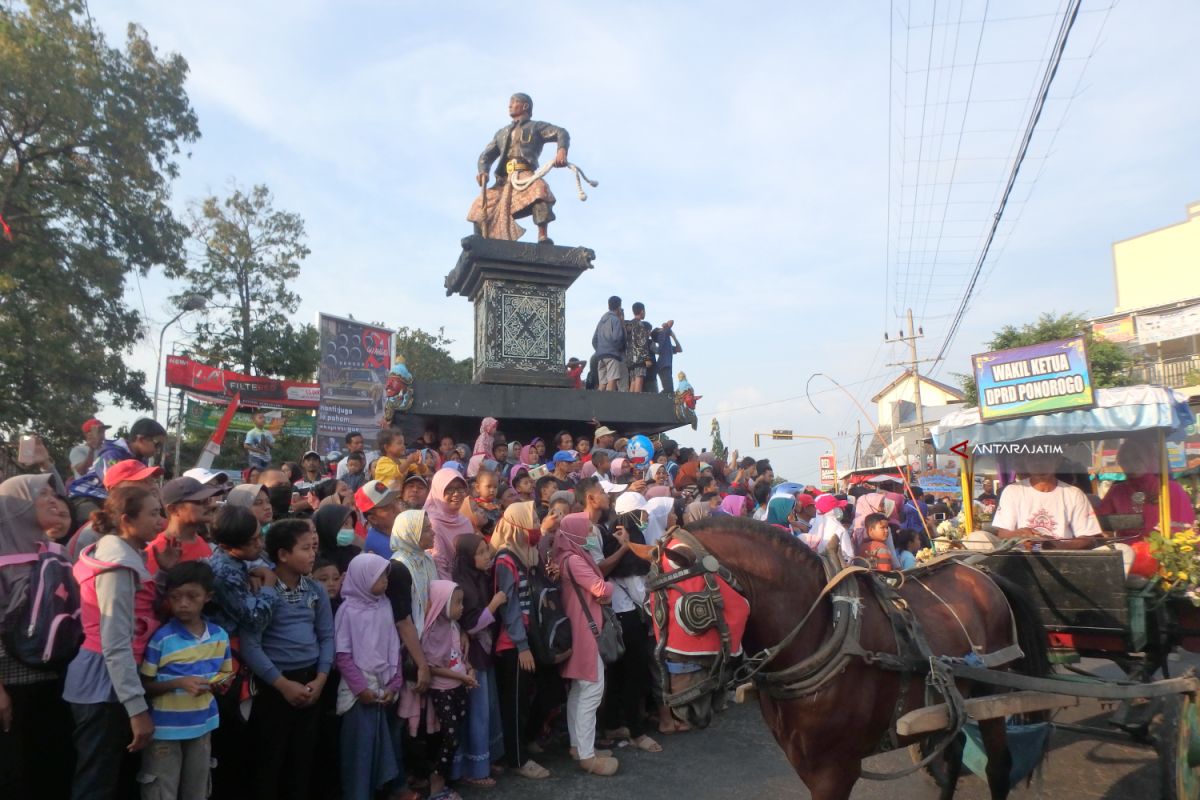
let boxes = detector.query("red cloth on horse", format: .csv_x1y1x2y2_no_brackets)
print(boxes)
652,539,750,658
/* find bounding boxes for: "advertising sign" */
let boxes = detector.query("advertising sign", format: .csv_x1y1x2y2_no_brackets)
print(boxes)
165,355,320,409
1137,304,1200,345
184,400,316,438
1091,315,1136,344
972,336,1094,421
316,314,394,450
818,454,837,484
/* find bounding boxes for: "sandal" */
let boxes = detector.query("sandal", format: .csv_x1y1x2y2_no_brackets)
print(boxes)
569,747,613,760
578,755,619,776
516,760,550,779
460,777,495,788
658,720,691,735
632,734,663,752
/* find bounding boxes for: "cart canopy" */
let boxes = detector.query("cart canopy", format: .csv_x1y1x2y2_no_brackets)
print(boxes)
931,385,1195,451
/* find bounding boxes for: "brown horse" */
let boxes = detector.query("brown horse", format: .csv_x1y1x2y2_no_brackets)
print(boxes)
649,517,1050,800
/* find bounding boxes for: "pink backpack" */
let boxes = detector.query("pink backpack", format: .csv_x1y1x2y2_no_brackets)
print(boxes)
0,542,84,669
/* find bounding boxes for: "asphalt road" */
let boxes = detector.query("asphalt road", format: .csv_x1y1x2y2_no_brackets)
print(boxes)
461,656,1192,799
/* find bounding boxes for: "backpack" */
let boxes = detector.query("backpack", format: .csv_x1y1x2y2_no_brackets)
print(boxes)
495,549,572,667
0,542,84,669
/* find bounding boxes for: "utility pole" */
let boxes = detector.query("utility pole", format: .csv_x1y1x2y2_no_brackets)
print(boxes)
853,419,861,470
885,309,939,471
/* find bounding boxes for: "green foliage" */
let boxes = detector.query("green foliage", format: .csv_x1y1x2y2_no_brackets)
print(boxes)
168,184,317,380
709,419,727,461
393,326,473,384
0,0,199,463
956,312,1133,405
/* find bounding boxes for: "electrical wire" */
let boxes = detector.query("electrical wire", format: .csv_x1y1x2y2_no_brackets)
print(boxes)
932,0,1084,365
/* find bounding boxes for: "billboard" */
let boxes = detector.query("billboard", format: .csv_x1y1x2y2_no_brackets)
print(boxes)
316,314,394,450
184,400,316,438
165,355,320,409
972,336,1094,422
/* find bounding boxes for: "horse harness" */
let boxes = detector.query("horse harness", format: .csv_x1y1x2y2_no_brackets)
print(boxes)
644,527,1015,780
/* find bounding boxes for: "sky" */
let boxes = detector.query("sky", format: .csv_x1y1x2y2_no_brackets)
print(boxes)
90,0,1200,485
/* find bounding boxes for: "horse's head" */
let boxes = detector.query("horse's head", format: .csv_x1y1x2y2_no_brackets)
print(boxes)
644,528,751,730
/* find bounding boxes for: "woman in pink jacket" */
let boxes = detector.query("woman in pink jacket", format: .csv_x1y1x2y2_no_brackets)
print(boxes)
555,513,617,776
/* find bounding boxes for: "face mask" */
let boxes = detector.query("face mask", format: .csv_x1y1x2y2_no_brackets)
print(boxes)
584,535,603,563
336,528,356,547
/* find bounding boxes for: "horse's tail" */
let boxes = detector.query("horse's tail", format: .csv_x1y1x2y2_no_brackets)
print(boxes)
990,571,1051,681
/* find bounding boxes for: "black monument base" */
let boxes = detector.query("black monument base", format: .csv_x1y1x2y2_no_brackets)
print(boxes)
390,382,689,445
446,236,595,388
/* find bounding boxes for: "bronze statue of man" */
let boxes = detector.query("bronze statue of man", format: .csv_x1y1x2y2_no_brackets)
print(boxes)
467,93,569,244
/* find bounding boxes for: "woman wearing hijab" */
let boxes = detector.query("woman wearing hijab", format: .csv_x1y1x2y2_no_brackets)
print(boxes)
313,504,362,573
673,460,700,491
765,495,798,533
226,483,273,527
801,494,852,556
450,535,506,787
425,469,476,580
599,496,661,754
333,553,410,800
490,502,554,780
713,494,750,518
641,495,676,547
609,457,628,483
555,513,618,776
0,474,74,800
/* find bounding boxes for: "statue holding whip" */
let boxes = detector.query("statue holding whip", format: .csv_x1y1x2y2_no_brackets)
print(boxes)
467,93,596,245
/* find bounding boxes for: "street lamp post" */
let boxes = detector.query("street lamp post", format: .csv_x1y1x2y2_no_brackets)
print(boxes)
752,432,840,491
153,295,207,422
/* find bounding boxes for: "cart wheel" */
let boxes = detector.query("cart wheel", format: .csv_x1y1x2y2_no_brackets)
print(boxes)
1152,693,1200,800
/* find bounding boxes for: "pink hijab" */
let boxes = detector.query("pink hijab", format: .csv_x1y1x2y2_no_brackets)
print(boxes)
610,457,628,478
473,417,498,457
421,579,465,690
646,485,673,499
555,513,600,574
520,444,538,466
719,494,748,516
580,462,597,479
425,469,475,579
335,554,400,685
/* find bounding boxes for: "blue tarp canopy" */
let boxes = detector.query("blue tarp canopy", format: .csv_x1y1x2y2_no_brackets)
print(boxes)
931,385,1195,452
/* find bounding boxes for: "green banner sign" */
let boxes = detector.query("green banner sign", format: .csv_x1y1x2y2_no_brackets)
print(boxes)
185,400,316,438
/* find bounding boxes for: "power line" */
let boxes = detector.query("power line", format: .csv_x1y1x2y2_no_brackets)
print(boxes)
933,0,1084,366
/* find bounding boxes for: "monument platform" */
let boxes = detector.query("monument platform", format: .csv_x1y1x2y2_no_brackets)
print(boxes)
396,382,687,444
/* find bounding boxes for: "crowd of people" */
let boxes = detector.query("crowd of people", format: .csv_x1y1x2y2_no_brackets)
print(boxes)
13,409,1169,800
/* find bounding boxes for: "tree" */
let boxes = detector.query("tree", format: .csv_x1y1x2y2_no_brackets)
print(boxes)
393,326,473,384
0,0,199,462
169,184,318,380
957,312,1133,405
710,418,727,461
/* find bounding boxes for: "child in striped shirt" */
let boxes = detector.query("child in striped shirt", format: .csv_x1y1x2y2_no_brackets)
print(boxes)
139,561,233,800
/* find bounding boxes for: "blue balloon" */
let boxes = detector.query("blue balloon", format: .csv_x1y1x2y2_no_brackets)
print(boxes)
626,434,654,468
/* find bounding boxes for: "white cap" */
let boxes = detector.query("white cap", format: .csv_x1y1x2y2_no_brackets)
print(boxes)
183,468,228,485
598,479,626,496
614,491,647,514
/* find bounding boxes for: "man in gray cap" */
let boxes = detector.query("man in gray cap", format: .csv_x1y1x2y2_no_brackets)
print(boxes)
145,477,221,573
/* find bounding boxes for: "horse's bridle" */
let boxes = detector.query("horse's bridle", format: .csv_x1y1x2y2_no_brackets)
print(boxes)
645,526,747,708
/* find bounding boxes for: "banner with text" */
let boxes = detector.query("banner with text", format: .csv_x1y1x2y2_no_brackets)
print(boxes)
972,336,1094,421
165,355,320,409
316,313,394,451
184,400,317,438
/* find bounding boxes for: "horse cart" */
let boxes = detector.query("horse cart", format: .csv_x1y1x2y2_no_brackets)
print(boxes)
910,384,1200,797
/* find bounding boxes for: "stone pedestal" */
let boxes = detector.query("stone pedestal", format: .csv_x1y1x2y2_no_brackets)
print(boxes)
446,235,595,387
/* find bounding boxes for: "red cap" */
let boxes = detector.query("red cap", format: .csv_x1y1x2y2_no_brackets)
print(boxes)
796,493,816,509
103,459,163,490
82,418,109,434
355,481,398,515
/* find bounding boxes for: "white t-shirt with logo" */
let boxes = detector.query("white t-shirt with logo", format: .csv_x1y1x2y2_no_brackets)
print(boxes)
992,480,1101,539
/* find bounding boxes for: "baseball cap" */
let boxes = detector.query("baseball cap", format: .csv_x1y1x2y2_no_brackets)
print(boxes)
326,450,343,463
182,468,229,486
129,418,167,439
82,418,109,434
796,493,816,509
355,481,398,514
614,491,647,514
594,425,617,439
402,473,429,488
161,477,220,506
103,459,163,489
814,494,848,515
302,450,321,460
552,450,580,465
